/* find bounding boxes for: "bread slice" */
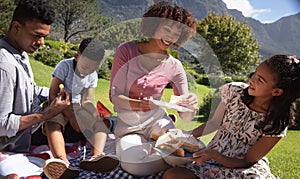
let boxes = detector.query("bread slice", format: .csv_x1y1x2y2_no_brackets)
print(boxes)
150,128,166,141
158,143,185,157
169,95,183,104
155,131,204,157
170,133,202,153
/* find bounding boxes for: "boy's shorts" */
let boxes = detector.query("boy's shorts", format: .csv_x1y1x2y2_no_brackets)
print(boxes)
42,103,108,136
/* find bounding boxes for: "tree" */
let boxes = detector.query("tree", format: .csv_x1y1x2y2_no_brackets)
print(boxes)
0,0,17,34
98,19,143,49
197,13,261,75
49,0,114,42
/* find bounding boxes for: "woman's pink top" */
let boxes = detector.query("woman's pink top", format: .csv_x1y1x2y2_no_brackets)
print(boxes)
110,41,188,112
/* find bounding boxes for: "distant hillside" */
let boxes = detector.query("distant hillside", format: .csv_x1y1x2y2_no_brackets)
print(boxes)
98,0,300,59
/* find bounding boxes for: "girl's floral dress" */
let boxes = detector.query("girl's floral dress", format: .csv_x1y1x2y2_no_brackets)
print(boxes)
187,82,286,179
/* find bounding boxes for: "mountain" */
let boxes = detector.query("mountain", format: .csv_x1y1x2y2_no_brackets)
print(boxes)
260,13,300,57
98,0,300,59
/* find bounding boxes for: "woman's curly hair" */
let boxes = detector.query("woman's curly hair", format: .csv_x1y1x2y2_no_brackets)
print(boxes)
140,1,197,47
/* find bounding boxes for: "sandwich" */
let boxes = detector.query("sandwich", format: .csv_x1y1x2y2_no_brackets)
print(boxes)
154,130,204,157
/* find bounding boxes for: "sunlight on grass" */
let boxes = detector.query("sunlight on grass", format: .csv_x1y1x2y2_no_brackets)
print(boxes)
30,59,53,87
94,78,115,114
267,130,300,178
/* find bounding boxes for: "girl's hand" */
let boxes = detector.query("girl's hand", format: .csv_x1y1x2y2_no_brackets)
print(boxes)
189,149,216,165
176,93,199,111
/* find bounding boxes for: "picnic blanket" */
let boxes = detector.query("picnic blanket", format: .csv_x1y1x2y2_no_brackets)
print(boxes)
0,134,164,179
68,135,164,179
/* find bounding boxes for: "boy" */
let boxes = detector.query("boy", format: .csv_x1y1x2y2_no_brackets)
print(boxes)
42,38,119,179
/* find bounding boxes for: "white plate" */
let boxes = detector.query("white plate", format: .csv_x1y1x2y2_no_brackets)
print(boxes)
154,132,206,167
150,99,193,112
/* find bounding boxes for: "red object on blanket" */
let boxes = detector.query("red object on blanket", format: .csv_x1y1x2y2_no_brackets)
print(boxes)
25,153,51,160
4,174,18,179
97,100,112,119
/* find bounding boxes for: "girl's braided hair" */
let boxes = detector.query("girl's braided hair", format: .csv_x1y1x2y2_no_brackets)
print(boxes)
243,54,300,135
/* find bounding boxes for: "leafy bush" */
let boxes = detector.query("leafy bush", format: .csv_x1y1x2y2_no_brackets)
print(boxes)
231,75,249,83
196,74,226,87
196,74,210,86
198,89,221,120
97,55,113,80
63,50,76,58
33,49,63,67
33,39,77,67
196,74,249,86
44,40,61,49
98,65,111,80
45,39,74,53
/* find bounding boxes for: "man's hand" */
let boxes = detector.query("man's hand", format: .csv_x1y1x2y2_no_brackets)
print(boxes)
49,88,71,116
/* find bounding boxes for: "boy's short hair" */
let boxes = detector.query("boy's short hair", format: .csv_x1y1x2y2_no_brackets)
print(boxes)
12,0,55,26
79,38,105,62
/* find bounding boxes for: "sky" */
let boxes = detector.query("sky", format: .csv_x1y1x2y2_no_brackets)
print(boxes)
222,0,300,23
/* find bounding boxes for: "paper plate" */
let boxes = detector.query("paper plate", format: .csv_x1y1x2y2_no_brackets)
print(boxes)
150,99,193,112
155,147,194,167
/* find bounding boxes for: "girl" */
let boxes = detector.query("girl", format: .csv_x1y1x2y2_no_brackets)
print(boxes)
163,54,300,178
110,1,198,176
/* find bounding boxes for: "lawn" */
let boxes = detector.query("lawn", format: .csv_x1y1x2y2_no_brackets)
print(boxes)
30,59,300,179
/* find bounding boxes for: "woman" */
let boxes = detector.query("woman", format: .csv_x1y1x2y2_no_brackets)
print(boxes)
110,1,198,176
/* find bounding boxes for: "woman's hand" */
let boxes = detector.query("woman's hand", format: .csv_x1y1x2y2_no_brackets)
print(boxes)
176,93,199,121
176,93,199,111
139,97,158,112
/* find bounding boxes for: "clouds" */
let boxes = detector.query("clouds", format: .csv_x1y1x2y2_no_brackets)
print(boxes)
222,0,300,23
222,0,270,20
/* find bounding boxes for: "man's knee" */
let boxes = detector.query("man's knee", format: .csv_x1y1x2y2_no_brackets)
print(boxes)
44,121,63,134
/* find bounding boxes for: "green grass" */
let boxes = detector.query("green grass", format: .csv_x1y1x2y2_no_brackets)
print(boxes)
267,130,300,178
30,59,300,179
30,58,53,87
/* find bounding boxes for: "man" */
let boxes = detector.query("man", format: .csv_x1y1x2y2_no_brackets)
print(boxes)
0,0,70,176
